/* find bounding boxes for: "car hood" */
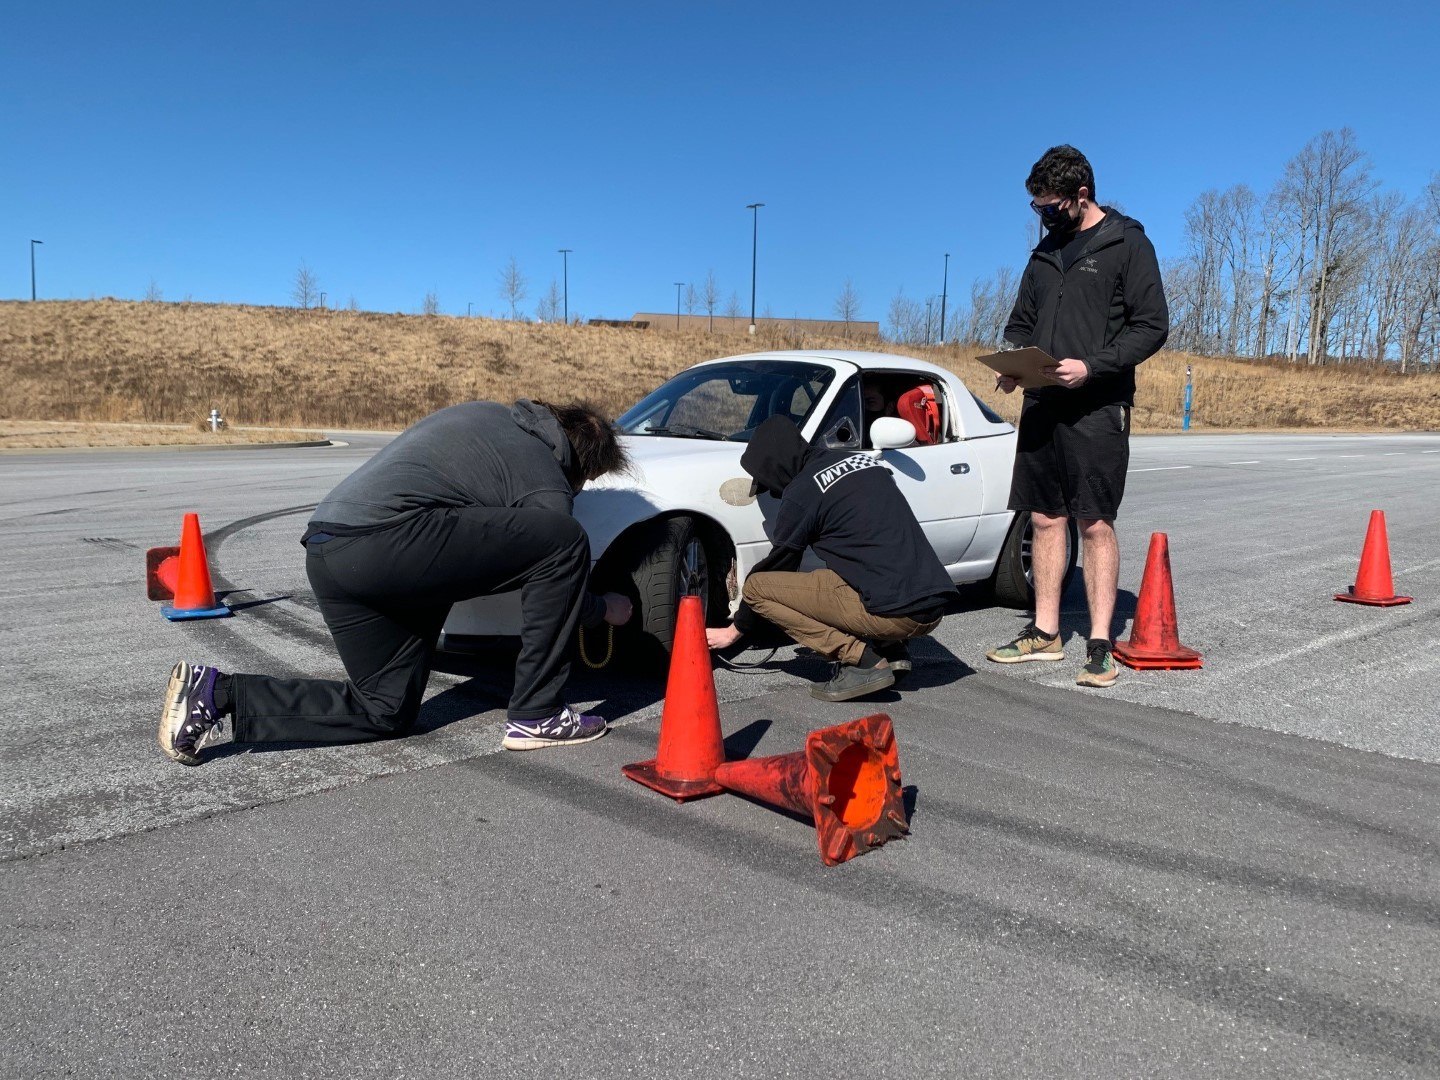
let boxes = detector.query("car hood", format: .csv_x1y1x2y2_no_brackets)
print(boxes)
574,434,762,554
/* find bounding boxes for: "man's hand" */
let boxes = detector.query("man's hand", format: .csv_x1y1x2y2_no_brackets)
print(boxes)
995,375,1018,394
706,623,742,650
602,592,633,626
1043,358,1090,388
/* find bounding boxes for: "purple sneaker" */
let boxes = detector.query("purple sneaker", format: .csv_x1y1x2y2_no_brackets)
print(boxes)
502,706,607,751
159,662,225,765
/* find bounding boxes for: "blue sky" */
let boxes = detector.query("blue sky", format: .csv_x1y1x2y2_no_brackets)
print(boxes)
4,1,1437,322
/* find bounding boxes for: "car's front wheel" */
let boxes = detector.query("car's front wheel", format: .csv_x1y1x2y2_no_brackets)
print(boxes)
990,511,1080,609
630,515,712,657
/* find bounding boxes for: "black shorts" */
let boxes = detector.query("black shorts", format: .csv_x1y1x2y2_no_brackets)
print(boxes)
1008,397,1130,521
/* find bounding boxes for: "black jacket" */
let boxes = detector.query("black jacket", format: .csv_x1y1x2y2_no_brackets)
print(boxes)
1004,209,1169,408
732,417,956,634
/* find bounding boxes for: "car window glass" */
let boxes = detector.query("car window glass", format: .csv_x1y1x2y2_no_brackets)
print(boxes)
617,360,836,441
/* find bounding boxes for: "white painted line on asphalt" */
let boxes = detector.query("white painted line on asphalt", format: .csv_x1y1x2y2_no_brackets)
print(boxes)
1228,460,1260,465
1129,465,1192,473
1424,450,1440,454
1384,452,1406,456
1286,456,1317,461
1337,454,1364,458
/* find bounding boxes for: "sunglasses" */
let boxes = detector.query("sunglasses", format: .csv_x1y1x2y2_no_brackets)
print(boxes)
1029,198,1071,221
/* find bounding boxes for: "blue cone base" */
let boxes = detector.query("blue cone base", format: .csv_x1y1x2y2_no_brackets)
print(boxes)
162,604,232,621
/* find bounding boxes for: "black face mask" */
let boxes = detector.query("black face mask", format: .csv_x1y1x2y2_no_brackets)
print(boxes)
1042,204,1081,234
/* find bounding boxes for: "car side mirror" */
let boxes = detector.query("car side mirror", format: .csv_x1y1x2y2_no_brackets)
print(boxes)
870,417,917,450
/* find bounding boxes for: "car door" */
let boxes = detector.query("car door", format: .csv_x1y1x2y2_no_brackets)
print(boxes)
810,373,982,570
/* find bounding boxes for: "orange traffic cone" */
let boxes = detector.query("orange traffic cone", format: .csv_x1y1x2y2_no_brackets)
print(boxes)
713,713,909,866
145,513,232,621
621,594,725,800
1335,510,1412,606
1113,532,1201,670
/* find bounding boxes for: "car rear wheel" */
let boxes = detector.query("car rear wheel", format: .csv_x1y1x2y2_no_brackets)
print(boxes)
991,511,1079,609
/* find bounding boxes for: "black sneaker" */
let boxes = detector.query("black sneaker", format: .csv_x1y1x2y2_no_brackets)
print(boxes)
810,659,895,702
1076,639,1118,688
159,662,225,765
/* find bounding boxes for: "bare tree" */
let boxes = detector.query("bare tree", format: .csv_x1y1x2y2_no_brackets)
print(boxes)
347,295,359,312
292,261,320,309
422,291,440,316
536,279,563,323
833,279,861,336
723,292,743,320
144,279,163,303
1274,128,1377,362
498,257,528,320
701,270,720,332
683,283,698,316
885,290,927,344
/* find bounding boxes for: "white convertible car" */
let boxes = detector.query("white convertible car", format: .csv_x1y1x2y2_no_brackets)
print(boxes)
441,350,1077,664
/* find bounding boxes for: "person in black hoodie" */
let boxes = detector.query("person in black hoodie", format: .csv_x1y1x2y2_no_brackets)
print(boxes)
705,415,956,701
157,399,634,766
986,145,1169,688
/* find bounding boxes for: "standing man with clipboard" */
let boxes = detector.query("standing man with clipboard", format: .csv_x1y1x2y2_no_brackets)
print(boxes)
986,145,1168,687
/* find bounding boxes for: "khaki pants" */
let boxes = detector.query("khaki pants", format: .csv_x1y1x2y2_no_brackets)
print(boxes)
742,568,941,666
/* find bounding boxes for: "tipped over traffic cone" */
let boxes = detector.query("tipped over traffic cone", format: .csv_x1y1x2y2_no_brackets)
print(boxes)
713,713,909,866
621,594,725,800
1113,532,1201,670
1335,510,1412,606
145,513,231,621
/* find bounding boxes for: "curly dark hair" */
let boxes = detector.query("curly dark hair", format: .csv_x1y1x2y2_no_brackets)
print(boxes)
1025,145,1096,202
534,399,631,483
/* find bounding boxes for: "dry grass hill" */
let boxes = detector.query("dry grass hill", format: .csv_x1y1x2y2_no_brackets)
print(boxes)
3,299,1438,433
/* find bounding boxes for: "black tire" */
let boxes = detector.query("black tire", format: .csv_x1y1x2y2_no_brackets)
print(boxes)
630,516,713,662
991,511,1080,609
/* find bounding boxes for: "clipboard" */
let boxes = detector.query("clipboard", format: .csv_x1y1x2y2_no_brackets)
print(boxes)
975,346,1061,389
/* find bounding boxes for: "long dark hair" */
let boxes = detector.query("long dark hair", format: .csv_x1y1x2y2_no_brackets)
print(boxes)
534,400,631,482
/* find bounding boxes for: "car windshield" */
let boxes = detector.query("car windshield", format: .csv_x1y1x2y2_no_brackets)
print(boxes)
617,360,836,441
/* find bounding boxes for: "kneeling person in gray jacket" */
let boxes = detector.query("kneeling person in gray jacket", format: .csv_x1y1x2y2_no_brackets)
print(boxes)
159,399,633,765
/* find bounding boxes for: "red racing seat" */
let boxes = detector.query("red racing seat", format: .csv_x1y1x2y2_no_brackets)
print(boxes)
896,385,941,446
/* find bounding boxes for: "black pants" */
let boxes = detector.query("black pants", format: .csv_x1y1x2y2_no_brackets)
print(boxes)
231,506,592,745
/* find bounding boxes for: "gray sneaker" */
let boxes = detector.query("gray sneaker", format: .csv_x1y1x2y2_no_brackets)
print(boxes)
811,660,895,702
502,706,608,751
986,624,1064,664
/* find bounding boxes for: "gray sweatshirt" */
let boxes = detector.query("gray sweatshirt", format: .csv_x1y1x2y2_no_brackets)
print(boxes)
312,399,577,528
307,400,604,625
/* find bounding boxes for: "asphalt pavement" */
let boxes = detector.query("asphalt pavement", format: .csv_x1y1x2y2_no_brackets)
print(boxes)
3,431,1439,1077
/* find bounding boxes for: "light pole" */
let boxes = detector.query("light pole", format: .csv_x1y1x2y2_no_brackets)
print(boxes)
939,253,950,344
558,249,572,324
30,240,43,301
925,297,934,345
319,291,326,310
674,282,685,329
746,202,764,333
467,302,473,318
